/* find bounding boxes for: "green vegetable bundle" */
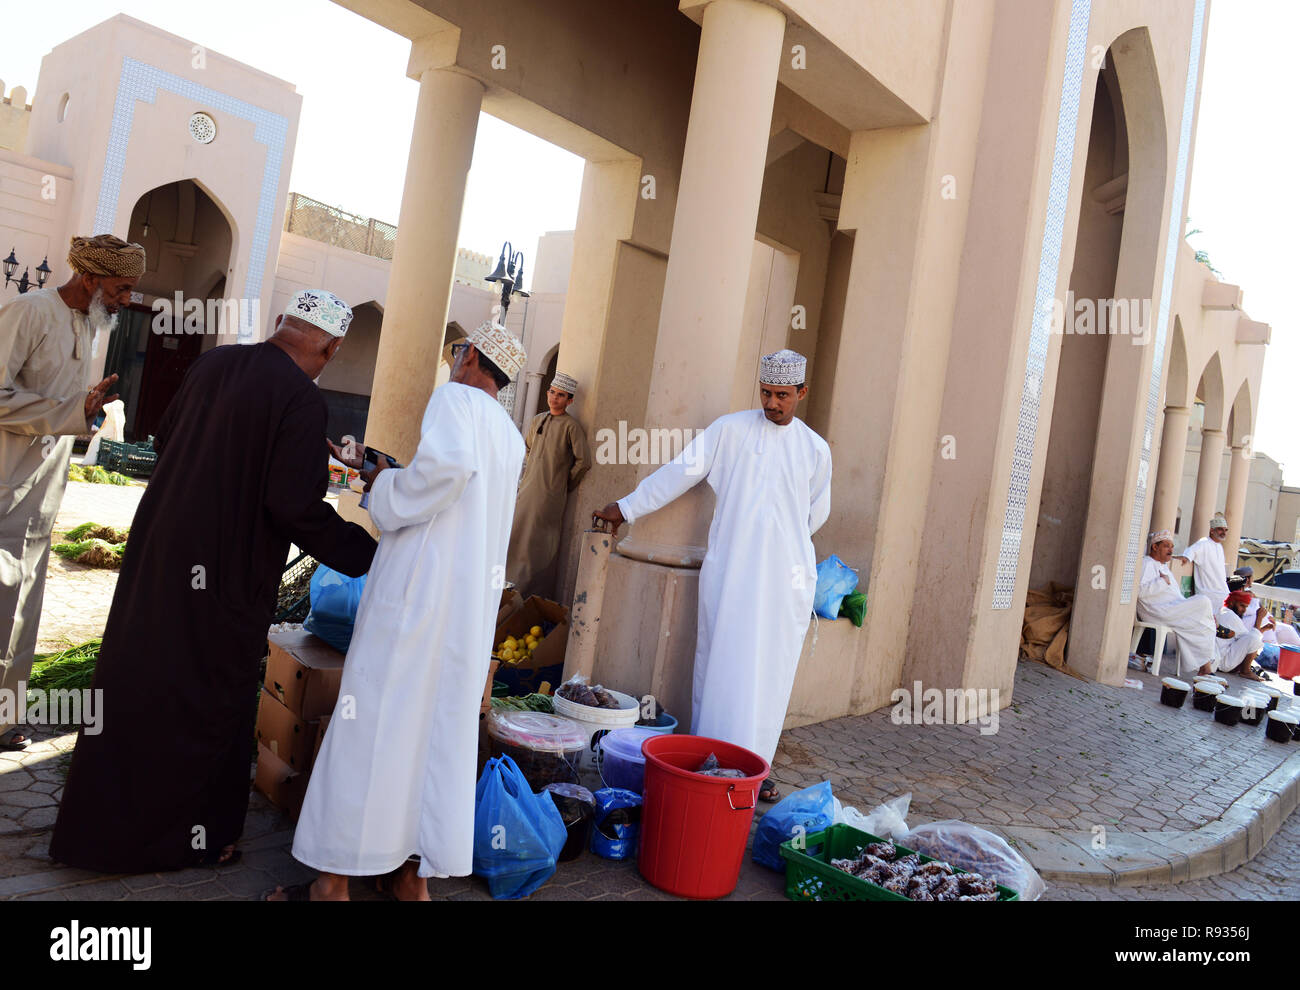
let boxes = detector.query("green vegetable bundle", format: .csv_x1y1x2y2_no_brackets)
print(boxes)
489,694,555,714
65,521,130,543
28,639,102,696
67,464,131,485
53,538,125,568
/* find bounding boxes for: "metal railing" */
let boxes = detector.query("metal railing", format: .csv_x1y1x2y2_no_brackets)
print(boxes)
284,192,397,262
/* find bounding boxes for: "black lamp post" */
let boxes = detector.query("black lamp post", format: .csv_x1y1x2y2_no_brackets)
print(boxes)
483,241,529,320
3,248,51,294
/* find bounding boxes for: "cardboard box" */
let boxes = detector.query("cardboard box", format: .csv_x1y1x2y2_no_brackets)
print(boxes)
256,687,319,772
493,596,569,695
311,714,331,765
481,659,501,715
253,741,309,820
264,629,346,720
497,588,523,628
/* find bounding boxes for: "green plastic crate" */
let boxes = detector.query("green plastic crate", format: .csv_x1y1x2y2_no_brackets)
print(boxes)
779,823,1020,901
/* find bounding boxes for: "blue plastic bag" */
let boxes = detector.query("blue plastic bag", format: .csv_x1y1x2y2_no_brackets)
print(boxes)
590,788,641,860
303,565,367,653
472,756,567,900
813,555,859,620
752,780,835,871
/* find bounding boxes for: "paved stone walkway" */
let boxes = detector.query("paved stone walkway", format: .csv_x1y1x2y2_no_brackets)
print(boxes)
5,656,1300,900
37,479,145,652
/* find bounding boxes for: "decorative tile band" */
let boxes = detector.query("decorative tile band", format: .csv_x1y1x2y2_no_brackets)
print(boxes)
992,0,1092,610
1120,0,1207,604
94,56,289,343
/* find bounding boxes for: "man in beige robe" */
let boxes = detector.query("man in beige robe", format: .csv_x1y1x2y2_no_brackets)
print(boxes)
0,235,138,748
506,371,590,599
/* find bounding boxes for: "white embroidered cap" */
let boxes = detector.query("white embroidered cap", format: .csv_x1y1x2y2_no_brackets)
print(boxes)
467,320,527,381
1210,512,1228,530
284,289,352,337
551,371,578,395
759,349,807,387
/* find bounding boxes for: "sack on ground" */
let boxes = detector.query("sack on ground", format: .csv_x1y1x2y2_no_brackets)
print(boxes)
472,755,567,899
303,565,367,653
834,792,911,839
813,555,859,620
902,819,1046,900
753,780,836,871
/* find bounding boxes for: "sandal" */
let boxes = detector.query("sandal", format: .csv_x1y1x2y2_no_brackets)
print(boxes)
759,778,781,803
0,726,32,751
264,881,314,902
197,848,242,868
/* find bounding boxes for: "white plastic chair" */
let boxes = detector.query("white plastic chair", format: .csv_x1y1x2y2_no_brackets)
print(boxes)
1131,621,1181,677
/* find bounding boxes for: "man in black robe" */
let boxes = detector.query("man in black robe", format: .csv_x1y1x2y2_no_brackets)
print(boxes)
50,289,376,873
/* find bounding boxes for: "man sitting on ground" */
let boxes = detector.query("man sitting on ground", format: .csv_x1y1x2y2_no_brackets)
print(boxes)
1215,589,1265,682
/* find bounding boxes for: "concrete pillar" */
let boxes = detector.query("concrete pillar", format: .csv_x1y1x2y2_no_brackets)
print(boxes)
1189,428,1226,542
615,0,786,565
362,66,484,465
1223,442,1250,565
1151,405,1190,535
522,371,545,427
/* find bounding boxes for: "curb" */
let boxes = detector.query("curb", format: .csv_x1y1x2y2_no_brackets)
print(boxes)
971,746,1300,886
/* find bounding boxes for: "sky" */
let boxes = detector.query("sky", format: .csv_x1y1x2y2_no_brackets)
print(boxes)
2,1,1295,477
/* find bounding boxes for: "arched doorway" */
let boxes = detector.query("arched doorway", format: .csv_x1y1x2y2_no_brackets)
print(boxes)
315,301,383,442
103,179,235,440
532,345,559,418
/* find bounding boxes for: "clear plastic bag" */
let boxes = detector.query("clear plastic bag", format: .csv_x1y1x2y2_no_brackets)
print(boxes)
834,792,911,839
902,820,1046,900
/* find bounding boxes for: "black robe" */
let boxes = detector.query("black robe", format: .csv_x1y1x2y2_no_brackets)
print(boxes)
50,342,376,873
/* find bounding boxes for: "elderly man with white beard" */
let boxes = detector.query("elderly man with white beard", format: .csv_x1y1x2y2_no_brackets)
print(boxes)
0,234,136,749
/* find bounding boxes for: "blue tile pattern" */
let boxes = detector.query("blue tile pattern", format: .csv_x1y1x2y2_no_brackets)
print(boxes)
1120,0,1207,604
94,56,289,343
993,0,1092,610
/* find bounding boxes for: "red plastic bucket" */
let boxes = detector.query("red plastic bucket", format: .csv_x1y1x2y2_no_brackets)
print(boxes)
1279,646,1300,681
638,734,770,899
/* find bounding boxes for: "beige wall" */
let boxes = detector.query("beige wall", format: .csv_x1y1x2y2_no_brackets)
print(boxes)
1276,489,1300,544
0,150,74,294
317,303,383,395
0,82,31,153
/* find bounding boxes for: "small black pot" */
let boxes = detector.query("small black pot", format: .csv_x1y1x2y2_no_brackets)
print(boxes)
1193,684,1223,711
1160,677,1190,708
1266,711,1297,743
1214,695,1244,726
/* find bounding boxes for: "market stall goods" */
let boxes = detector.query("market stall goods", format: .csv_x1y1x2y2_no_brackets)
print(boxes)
485,711,586,789
829,842,999,901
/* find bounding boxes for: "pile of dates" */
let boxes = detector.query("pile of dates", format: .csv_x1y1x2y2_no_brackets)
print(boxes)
831,840,999,901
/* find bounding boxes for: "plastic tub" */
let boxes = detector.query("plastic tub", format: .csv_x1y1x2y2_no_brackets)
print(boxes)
1266,710,1298,743
1160,677,1190,708
598,727,660,793
1214,694,1245,726
1239,691,1270,726
638,734,769,899
545,783,596,862
551,688,640,772
636,711,679,735
485,711,586,790
1193,682,1224,711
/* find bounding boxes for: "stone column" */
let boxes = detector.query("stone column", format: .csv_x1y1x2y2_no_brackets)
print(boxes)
1189,428,1226,542
616,0,786,565
522,371,545,427
1223,441,1251,565
363,66,484,465
1151,405,1190,534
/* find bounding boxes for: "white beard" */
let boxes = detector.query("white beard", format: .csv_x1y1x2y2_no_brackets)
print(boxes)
87,288,119,336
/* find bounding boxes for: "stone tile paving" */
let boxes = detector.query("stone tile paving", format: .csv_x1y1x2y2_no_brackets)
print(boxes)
37,479,145,652
774,660,1300,837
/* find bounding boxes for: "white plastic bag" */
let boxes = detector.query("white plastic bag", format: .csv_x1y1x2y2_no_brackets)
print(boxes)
834,792,911,839
902,820,1046,900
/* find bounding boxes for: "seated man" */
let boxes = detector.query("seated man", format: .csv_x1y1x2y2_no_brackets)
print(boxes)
1215,589,1265,681
1137,529,1216,677
1235,567,1280,670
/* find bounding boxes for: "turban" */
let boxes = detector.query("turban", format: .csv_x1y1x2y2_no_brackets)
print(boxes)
1210,512,1228,530
759,349,806,386
1148,529,1174,549
551,371,578,396
67,234,146,279
1225,589,1252,609
284,289,352,337
467,321,527,382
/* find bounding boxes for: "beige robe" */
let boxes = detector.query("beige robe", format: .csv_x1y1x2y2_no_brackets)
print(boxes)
0,288,95,733
506,411,590,598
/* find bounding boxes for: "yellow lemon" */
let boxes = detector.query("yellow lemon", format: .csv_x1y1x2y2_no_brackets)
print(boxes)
500,648,515,662
505,637,518,651
530,625,543,639
525,636,538,648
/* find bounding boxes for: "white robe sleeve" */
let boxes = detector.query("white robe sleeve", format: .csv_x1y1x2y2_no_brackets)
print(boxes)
0,299,88,437
617,418,723,524
367,388,475,533
809,443,831,535
1138,557,1169,601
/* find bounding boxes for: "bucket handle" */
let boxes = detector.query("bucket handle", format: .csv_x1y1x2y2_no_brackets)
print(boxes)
726,784,755,812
